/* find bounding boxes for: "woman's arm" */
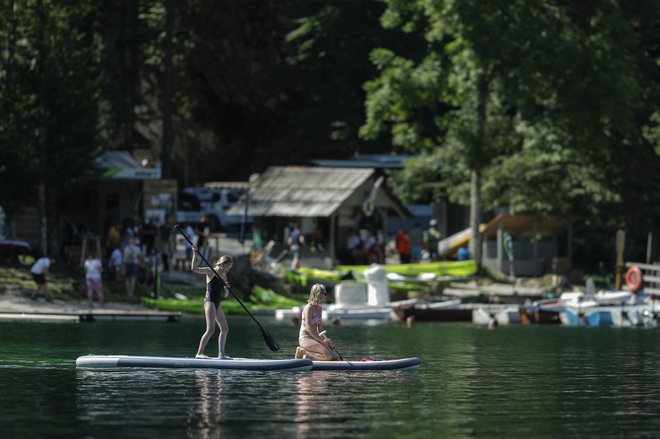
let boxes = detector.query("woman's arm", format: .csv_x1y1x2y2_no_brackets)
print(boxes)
190,247,210,275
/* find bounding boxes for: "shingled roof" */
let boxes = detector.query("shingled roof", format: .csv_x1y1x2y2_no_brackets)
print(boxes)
227,166,408,218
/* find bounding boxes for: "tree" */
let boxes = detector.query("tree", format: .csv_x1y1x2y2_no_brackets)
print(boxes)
0,0,101,253
361,0,659,267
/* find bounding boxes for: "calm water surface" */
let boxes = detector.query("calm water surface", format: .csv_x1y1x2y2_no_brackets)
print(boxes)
2,316,660,438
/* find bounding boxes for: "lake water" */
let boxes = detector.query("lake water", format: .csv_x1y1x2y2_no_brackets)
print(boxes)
2,316,660,438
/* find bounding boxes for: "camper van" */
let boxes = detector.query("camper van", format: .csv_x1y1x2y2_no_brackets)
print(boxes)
176,187,252,231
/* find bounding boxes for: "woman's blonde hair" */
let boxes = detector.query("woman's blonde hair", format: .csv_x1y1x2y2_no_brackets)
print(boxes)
308,283,326,304
215,255,233,267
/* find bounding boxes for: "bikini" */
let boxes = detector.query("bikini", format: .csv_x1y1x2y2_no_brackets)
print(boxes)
299,305,322,342
205,276,224,309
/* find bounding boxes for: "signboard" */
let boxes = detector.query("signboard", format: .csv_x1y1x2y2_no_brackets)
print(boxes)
144,179,177,224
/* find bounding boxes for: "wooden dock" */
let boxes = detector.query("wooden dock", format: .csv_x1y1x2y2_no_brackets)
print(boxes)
0,310,181,323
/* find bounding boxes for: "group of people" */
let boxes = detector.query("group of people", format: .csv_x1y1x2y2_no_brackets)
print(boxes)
345,228,385,265
395,219,442,263
28,252,105,307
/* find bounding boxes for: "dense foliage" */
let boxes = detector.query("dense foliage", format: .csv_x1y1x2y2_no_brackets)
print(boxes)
0,0,658,267
359,0,660,264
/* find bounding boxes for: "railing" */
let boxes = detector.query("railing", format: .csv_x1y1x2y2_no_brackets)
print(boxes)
625,262,660,295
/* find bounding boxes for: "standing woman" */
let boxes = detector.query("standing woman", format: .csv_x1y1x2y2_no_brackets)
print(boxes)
295,283,340,361
191,245,233,359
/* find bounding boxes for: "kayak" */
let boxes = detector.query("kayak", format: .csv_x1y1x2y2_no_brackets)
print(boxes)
76,354,312,371
336,260,477,277
311,357,421,371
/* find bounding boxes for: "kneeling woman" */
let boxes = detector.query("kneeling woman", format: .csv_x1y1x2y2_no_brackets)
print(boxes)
191,245,233,359
295,283,340,361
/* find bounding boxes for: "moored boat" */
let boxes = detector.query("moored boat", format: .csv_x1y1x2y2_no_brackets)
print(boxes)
393,300,473,322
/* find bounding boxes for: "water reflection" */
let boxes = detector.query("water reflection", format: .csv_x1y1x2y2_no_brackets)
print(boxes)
295,372,328,439
187,370,226,437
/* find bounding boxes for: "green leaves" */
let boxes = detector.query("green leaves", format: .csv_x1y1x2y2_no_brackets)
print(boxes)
361,0,660,229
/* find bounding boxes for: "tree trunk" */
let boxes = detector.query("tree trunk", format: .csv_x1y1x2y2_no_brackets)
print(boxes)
161,0,174,178
469,169,482,266
38,181,47,256
469,73,488,268
36,0,48,257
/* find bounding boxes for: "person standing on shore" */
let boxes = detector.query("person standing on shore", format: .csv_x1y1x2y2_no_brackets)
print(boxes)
425,219,442,261
84,253,104,307
109,246,123,281
288,224,305,269
123,238,142,297
191,245,233,359
30,256,54,302
409,223,424,263
395,228,411,264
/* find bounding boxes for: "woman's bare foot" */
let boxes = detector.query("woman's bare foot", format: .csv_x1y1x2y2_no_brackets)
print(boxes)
195,354,210,359
295,347,311,359
218,354,233,360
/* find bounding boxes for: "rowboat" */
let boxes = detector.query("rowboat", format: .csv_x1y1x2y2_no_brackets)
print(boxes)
76,355,313,371
311,357,421,371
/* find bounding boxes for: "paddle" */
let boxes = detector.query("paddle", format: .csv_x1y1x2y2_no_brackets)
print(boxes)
319,330,343,361
174,224,280,352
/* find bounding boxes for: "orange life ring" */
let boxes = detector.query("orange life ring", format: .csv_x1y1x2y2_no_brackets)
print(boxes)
625,266,643,292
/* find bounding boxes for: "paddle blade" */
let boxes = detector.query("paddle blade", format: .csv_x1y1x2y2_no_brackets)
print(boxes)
262,328,280,351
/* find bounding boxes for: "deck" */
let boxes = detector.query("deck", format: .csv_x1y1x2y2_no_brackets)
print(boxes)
0,309,181,323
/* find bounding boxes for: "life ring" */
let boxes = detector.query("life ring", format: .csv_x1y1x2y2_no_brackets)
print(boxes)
625,266,643,292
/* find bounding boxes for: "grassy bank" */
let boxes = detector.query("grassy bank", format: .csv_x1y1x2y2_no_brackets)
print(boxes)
141,286,305,315
0,263,305,314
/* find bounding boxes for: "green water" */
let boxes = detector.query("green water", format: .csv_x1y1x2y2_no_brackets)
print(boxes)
2,316,660,438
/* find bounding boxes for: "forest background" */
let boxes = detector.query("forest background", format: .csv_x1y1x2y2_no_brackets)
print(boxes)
0,0,659,275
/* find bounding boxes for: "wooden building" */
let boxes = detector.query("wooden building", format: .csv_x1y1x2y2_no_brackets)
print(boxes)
227,166,411,266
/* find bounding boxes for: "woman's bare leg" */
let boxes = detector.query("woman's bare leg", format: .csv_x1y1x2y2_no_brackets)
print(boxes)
215,305,230,359
300,338,336,361
196,302,217,358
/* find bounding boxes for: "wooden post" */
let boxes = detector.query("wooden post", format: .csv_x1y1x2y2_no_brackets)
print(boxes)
497,219,503,273
615,229,625,290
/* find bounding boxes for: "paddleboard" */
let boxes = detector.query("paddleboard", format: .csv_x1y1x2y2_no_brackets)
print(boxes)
76,355,312,371
311,357,420,371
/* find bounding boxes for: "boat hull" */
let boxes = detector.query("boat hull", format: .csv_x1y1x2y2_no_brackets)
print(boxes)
394,305,473,322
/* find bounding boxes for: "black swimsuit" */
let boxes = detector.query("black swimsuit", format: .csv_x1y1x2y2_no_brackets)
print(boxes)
206,276,224,309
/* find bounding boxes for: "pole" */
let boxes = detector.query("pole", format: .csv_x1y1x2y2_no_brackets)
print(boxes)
615,229,625,290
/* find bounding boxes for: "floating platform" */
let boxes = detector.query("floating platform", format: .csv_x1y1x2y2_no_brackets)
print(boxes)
0,310,181,323
76,354,313,371
311,357,421,371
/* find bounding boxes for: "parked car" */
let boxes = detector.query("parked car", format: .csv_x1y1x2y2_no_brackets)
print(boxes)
0,239,32,265
176,187,252,231
176,192,204,227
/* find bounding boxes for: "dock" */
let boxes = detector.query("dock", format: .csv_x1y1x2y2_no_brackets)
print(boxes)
0,310,181,323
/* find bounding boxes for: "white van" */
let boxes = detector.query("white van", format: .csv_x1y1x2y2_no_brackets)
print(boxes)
176,187,252,231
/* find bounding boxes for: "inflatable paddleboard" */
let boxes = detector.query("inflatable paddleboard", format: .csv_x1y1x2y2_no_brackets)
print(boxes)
311,357,420,371
76,355,312,371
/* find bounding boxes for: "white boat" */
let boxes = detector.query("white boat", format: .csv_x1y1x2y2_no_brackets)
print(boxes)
275,299,418,322
558,290,659,327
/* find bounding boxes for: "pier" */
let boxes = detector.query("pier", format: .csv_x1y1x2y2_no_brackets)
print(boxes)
0,309,181,323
